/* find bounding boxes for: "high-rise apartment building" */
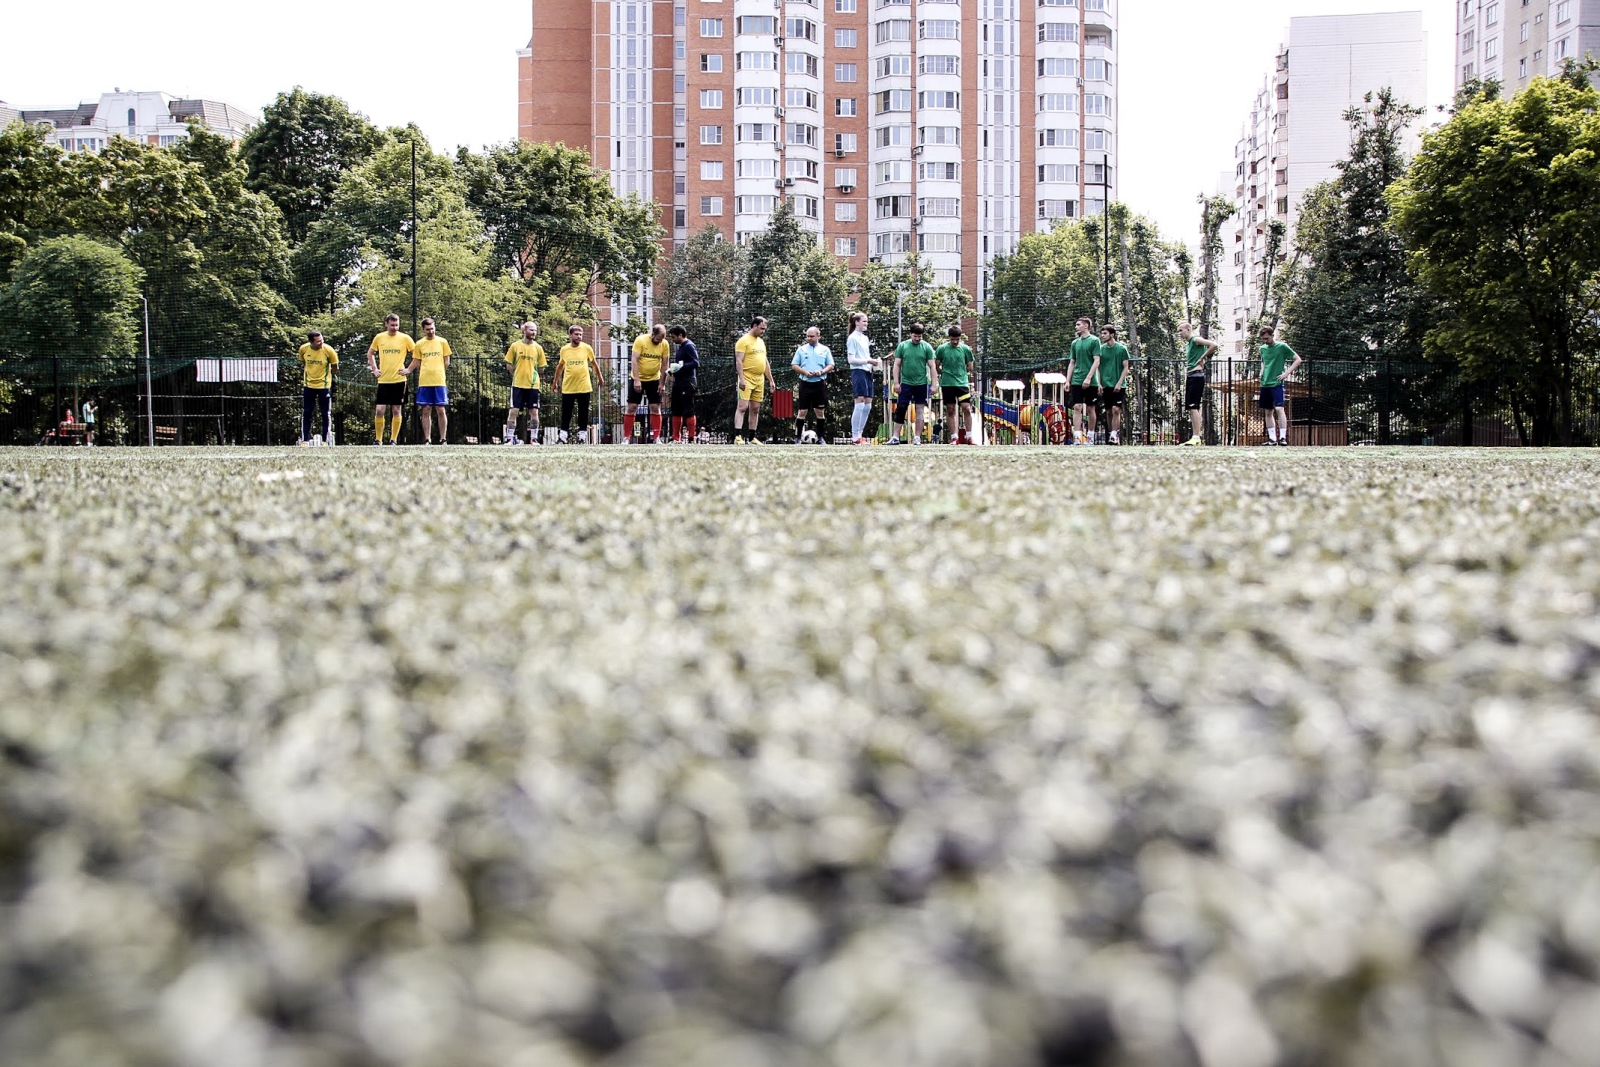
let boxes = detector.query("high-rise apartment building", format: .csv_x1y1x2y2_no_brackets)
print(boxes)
519,0,1119,321
1222,13,1426,356
1456,0,1600,92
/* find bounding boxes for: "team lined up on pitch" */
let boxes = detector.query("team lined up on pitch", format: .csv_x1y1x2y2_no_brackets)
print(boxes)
293,313,1303,446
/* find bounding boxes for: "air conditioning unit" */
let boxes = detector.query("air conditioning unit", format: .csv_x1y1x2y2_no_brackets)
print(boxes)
834,148,848,158
774,179,787,190
911,145,924,156
784,177,796,187
775,36,785,49
838,184,855,194
774,107,785,118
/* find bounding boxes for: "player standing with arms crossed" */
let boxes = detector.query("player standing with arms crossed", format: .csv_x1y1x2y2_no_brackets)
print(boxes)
627,324,670,444
887,324,936,445
1179,322,1218,446
367,314,414,445
1068,317,1101,445
846,312,878,445
667,326,700,442
934,326,976,445
406,318,452,445
1096,325,1130,445
504,321,546,445
298,330,339,445
734,317,775,444
556,325,604,443
1257,325,1303,446
791,326,836,444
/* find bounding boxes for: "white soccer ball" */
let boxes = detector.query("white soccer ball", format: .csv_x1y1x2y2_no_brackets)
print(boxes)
801,429,819,445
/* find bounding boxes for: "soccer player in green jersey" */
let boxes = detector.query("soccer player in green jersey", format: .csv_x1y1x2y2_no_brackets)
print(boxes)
887,324,937,445
1097,325,1131,445
1179,322,1218,446
1257,325,1303,445
934,326,976,444
1067,316,1102,445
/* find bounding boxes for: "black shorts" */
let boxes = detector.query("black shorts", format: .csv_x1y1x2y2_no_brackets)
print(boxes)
375,381,407,406
1101,387,1127,408
1185,373,1207,411
628,379,662,404
671,385,697,413
1071,383,1099,406
941,385,973,408
796,380,829,410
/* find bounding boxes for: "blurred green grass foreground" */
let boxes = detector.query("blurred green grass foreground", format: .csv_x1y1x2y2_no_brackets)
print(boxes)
1,447,1598,1067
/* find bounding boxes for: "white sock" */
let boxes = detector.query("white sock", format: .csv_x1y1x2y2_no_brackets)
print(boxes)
1266,427,1278,442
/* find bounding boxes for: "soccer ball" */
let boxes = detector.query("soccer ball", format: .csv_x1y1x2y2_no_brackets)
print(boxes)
800,429,819,445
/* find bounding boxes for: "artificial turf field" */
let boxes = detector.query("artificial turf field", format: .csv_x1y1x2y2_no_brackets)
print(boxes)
1,446,1598,1067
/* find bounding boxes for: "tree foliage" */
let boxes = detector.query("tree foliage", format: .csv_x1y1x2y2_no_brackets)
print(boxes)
982,219,1102,372
739,201,853,354
240,88,385,244
853,254,970,344
2,236,144,371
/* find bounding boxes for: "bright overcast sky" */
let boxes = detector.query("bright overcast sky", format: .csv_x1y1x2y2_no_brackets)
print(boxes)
3,0,1452,243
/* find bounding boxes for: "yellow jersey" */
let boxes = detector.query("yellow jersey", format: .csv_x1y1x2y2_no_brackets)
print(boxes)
632,335,669,382
559,342,596,393
298,343,338,389
506,341,546,390
369,331,415,384
413,337,452,388
736,334,768,393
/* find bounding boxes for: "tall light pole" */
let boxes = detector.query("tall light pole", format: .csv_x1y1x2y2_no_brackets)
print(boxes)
139,294,154,447
1097,157,1113,326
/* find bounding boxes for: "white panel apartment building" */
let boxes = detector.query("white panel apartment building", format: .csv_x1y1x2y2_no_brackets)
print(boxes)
1456,0,1600,91
521,0,1120,320
1223,13,1427,356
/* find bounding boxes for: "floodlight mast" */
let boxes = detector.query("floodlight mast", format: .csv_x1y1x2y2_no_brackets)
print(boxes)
140,294,154,447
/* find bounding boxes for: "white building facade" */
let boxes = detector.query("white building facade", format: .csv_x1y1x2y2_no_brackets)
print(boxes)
1,91,257,153
1456,0,1600,92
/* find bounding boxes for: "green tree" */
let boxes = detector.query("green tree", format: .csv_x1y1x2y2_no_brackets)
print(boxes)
658,225,747,395
982,219,1103,377
1391,65,1600,445
853,253,970,343
2,236,144,371
240,88,385,244
0,122,69,275
739,201,853,356
1195,194,1235,339
456,140,661,306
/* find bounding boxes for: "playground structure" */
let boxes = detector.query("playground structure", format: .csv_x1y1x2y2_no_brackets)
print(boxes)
1022,373,1072,445
983,380,1026,444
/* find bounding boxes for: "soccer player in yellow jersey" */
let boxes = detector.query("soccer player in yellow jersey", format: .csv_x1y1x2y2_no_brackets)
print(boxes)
504,321,546,445
557,324,604,443
366,313,414,445
297,330,339,445
405,317,453,444
733,316,775,444
627,324,670,444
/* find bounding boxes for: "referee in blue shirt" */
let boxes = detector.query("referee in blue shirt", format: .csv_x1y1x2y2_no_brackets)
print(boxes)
791,327,836,444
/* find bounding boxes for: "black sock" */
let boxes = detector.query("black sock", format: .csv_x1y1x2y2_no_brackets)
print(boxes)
816,416,827,440
796,419,805,441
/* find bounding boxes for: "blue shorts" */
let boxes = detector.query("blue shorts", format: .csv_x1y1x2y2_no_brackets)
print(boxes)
1258,383,1286,410
416,385,449,407
511,386,540,410
897,383,931,407
851,369,875,398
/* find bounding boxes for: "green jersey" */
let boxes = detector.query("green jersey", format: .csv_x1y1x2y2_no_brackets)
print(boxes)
1185,338,1210,373
1260,342,1296,387
895,340,937,386
1069,334,1100,386
935,343,973,387
1098,342,1130,388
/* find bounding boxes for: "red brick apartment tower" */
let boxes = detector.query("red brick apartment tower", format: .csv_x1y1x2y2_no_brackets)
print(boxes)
520,0,1119,322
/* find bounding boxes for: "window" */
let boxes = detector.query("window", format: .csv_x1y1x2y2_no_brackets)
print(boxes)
876,20,911,42
700,17,723,35
873,232,912,255
700,196,723,215
877,161,908,182
1038,57,1075,77
918,197,960,217
877,0,910,6
700,89,723,108
676,40,686,58
1085,0,1107,9
701,54,723,72
1084,58,1109,81
1276,198,1289,215
675,5,686,24
836,97,858,116
674,106,686,127
700,160,724,180
1038,128,1077,147
918,19,959,39
876,56,912,78
919,232,959,252
919,161,958,181
737,158,776,177
786,17,818,41
674,73,686,93
836,202,859,221
1485,37,1499,59
1274,168,1287,186
1039,22,1078,42
736,195,776,215
786,53,819,76
1086,32,1109,47
787,88,818,109
1038,93,1076,111
1519,57,1528,78
835,28,858,46
786,122,819,147
1085,129,1108,151
733,15,772,33
876,195,912,218
1521,22,1530,42
834,132,858,153
836,63,858,82
1556,35,1571,58
736,87,775,106
790,195,819,219
1085,162,1107,184
876,89,912,113
1485,2,1499,24
700,125,723,144
920,54,959,75
674,207,687,228
787,158,818,179
1038,200,1076,219
836,0,856,9
920,91,960,109
876,126,910,147
738,51,776,70
736,123,777,141
1557,0,1572,23
1277,83,1289,100
918,126,960,145
834,237,859,256
1085,94,1109,115
1038,164,1079,182
835,168,858,187
1462,30,1475,53
1039,0,1077,6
